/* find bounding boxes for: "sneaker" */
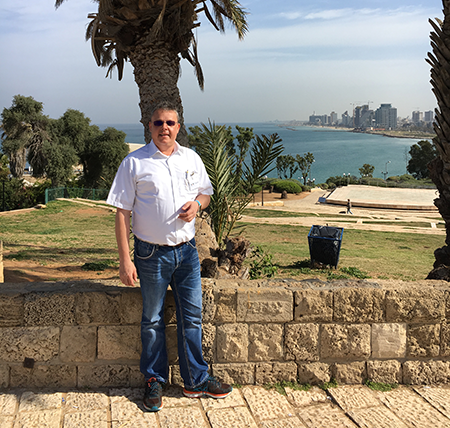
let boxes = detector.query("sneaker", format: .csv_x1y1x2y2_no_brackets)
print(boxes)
143,377,164,412
183,376,232,399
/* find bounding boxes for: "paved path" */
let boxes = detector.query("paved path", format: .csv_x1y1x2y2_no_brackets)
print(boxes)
245,186,445,235
2,384,450,427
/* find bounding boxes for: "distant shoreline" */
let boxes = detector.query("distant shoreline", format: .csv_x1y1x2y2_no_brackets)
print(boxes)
275,123,435,140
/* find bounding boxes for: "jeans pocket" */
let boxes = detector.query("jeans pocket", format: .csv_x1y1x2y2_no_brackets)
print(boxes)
135,240,158,260
187,240,196,250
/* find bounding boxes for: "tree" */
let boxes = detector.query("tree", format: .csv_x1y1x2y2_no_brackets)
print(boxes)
407,140,437,179
0,95,47,178
55,0,248,146
359,164,375,178
190,122,283,246
296,152,315,184
81,127,129,189
276,155,298,179
426,3,450,278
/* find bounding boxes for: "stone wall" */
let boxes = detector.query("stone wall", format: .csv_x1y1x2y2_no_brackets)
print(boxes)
1,278,450,389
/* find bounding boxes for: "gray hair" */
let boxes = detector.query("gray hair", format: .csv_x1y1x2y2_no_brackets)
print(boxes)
150,101,180,121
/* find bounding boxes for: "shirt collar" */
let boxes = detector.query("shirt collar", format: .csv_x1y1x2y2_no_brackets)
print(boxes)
148,140,181,157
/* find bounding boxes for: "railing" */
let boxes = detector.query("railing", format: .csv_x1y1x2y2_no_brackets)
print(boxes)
45,187,109,204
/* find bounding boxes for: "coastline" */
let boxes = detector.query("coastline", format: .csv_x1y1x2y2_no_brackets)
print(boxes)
276,123,435,140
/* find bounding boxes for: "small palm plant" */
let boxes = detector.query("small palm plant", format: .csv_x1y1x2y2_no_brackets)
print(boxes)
191,122,283,246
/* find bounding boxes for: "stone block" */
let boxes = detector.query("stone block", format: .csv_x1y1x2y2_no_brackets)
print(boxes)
386,289,445,323
0,365,9,388
170,364,183,386
212,363,255,385
129,365,145,387
10,365,76,388
214,288,237,322
97,326,141,360
75,291,121,325
166,324,178,365
202,286,216,323
248,324,283,362
372,323,406,359
320,324,371,360
25,292,75,326
216,324,248,362
0,326,59,362
78,365,130,388
164,290,177,325
202,323,216,364
407,324,440,357
237,288,293,322
367,360,402,384
255,362,297,384
297,362,331,385
294,290,333,322
60,326,97,362
285,323,319,362
0,294,24,327
119,289,142,324
440,322,450,356
403,361,450,385
333,362,366,384
334,288,384,323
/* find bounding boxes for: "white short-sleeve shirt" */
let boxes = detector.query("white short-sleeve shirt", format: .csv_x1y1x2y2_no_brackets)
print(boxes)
106,140,213,245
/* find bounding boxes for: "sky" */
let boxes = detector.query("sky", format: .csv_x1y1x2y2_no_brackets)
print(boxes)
0,0,444,125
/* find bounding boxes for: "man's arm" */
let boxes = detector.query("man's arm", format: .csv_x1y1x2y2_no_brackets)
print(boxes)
115,208,138,286
179,194,211,223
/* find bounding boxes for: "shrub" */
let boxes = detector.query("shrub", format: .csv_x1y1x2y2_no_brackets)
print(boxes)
272,180,303,194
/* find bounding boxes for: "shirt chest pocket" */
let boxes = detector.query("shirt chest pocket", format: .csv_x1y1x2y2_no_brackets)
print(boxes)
182,170,200,195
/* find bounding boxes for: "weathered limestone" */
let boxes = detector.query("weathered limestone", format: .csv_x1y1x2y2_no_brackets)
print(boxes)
371,323,406,359
1,279,450,389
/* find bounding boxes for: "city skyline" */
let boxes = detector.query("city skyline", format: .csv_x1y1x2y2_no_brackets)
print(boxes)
0,0,443,125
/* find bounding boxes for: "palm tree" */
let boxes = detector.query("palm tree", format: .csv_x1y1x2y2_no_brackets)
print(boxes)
426,0,450,278
55,0,248,146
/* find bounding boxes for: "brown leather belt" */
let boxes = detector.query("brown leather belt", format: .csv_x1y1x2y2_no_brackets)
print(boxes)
159,241,188,248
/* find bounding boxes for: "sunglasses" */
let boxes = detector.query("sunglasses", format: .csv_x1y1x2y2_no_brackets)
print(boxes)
152,120,177,127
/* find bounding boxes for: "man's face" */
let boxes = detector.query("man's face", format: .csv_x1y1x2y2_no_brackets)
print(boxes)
149,109,181,155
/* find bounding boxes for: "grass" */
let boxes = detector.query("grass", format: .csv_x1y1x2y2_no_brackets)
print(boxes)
1,200,118,267
0,200,445,282
365,380,398,392
235,222,444,281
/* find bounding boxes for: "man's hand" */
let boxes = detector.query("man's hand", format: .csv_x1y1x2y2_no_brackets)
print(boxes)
179,200,199,223
119,257,138,287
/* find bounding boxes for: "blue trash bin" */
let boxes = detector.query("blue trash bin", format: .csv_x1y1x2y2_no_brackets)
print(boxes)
308,225,344,268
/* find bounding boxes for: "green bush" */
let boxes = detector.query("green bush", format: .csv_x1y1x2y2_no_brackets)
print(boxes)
272,180,303,194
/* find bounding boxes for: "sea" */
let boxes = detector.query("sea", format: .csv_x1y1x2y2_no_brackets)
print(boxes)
98,122,425,185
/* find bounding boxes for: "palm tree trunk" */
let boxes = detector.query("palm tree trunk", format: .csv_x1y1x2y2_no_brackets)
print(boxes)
129,41,189,146
426,0,450,279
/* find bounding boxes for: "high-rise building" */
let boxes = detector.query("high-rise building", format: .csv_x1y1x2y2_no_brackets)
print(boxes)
341,111,352,127
330,111,338,125
309,114,328,125
412,110,423,123
375,104,397,129
424,110,434,123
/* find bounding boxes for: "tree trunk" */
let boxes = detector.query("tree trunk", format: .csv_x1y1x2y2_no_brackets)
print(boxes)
129,41,189,147
8,148,26,179
426,0,450,279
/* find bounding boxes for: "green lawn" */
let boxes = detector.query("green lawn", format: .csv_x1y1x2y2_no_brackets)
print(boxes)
0,200,445,282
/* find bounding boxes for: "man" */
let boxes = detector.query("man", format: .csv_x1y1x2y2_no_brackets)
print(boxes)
106,101,232,412
346,199,353,215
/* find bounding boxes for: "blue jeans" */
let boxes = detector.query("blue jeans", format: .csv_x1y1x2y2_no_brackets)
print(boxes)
134,236,209,388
